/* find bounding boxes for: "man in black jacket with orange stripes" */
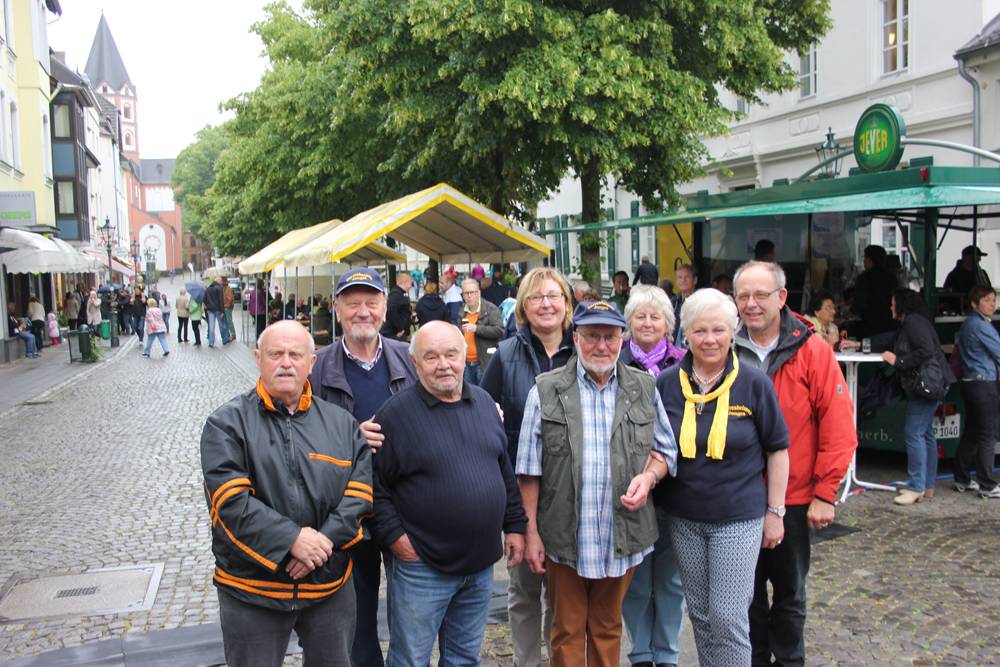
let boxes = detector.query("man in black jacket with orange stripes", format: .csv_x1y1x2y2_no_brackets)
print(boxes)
201,321,371,667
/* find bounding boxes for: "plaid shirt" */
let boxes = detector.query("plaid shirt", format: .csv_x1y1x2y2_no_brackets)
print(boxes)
517,359,677,579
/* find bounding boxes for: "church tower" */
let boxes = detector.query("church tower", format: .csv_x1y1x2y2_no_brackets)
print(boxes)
84,15,139,163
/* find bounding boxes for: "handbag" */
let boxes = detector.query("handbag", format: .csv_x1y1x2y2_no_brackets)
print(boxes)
900,355,952,401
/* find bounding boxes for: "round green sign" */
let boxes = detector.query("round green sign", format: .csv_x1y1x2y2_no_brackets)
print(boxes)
853,104,906,172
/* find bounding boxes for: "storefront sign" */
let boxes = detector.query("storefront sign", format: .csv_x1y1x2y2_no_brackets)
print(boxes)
0,192,36,226
853,104,906,172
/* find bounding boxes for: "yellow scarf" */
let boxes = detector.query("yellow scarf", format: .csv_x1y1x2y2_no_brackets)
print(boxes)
678,354,740,460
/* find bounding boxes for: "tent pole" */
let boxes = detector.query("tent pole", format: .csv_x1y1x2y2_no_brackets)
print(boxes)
310,267,316,337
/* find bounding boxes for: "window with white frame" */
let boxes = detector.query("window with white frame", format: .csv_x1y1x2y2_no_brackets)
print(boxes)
2,0,13,50
0,90,7,164
41,113,51,177
124,131,133,148
9,99,19,169
31,0,48,68
123,104,131,120
882,0,909,74
53,104,70,137
56,181,74,214
736,97,748,115
799,46,817,98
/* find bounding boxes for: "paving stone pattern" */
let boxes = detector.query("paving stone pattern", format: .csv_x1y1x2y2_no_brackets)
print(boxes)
1,305,999,664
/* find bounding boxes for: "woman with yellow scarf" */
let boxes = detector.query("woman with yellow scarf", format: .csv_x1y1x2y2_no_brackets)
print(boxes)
654,288,790,667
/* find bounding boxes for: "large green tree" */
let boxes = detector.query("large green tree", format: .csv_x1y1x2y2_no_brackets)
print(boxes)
172,124,228,238
319,0,830,285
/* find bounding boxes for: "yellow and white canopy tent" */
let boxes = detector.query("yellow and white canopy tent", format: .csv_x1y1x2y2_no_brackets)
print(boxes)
269,240,405,299
237,220,342,276
281,183,551,270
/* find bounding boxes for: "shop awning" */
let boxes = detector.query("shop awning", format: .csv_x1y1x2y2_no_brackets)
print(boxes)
2,238,100,274
540,179,1000,236
238,220,342,275
283,183,551,269
0,227,56,251
85,249,135,275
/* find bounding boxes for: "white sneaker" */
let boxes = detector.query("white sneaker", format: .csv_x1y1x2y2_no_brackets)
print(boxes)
978,486,1000,499
953,480,980,493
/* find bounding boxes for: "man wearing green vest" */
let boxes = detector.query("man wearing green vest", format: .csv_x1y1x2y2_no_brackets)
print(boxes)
516,300,678,667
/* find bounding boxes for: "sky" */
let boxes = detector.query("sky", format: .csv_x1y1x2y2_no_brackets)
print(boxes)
48,1,287,159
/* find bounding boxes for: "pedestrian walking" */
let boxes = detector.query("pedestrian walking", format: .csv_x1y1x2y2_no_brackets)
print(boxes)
480,267,575,667
954,285,1000,499
659,288,790,667
189,297,203,346
250,279,268,339
204,277,229,347
64,291,80,331
223,280,236,342
86,290,102,332
381,273,413,342
633,256,659,286
732,260,856,667
201,321,371,667
117,288,131,334
159,292,171,334
142,298,169,358
371,321,526,667
27,296,45,351
46,313,60,347
176,288,191,343
308,268,418,667
130,287,146,343
517,300,678,667
414,280,449,327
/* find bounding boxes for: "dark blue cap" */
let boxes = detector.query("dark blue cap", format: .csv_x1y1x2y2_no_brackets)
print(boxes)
335,268,386,295
572,300,626,328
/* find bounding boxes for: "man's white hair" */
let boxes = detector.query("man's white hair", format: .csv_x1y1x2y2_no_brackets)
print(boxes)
733,260,786,291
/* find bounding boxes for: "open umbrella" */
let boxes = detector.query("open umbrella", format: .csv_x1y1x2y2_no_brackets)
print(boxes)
185,281,206,303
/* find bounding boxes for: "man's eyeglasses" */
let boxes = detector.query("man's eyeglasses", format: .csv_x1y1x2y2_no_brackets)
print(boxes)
734,287,781,305
461,290,479,296
576,331,622,346
525,292,564,305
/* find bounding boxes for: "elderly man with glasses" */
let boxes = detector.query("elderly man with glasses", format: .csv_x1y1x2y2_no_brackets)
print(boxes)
517,300,678,667
459,278,504,385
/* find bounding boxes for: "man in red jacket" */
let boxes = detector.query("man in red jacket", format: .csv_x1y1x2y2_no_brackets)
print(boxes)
733,261,857,667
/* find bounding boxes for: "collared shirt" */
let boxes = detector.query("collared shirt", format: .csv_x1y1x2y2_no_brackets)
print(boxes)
959,311,1000,381
342,335,384,372
464,299,481,315
517,359,677,579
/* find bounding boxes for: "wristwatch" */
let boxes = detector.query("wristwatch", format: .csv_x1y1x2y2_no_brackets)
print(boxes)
766,505,786,518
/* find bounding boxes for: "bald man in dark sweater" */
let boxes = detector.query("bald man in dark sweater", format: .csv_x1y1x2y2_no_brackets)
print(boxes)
372,321,526,665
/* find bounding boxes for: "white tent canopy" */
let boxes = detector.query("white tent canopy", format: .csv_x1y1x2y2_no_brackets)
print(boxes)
0,233,99,274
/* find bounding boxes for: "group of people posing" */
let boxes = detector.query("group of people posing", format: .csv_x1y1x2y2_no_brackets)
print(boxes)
201,258,864,667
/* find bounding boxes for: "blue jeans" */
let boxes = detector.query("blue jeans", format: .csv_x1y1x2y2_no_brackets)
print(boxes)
387,556,493,667
15,331,37,356
464,361,481,386
131,314,145,341
903,397,941,492
207,310,229,346
144,332,169,356
622,508,685,665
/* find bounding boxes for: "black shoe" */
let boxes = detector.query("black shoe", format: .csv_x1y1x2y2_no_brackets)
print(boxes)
633,663,654,667
163,351,169,357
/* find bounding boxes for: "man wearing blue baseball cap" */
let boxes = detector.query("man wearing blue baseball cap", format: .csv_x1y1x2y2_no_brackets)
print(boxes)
516,300,678,667
308,267,418,667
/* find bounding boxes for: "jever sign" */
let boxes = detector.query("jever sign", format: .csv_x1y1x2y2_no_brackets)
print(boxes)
853,104,906,172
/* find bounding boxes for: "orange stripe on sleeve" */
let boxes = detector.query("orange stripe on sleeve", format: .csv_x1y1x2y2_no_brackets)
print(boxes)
211,477,252,509
346,481,374,495
343,489,374,503
340,527,364,550
308,453,351,467
216,518,279,572
210,485,252,526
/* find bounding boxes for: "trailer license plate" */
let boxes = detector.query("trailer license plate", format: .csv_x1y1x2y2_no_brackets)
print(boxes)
933,414,960,440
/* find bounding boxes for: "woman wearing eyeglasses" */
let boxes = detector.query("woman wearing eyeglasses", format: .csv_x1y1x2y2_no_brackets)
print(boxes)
481,267,575,667
619,284,687,667
656,288,790,666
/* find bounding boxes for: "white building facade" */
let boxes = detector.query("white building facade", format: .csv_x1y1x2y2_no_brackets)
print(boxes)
537,0,1000,286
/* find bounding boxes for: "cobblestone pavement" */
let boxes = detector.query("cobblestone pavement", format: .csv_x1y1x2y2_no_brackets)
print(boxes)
0,292,998,664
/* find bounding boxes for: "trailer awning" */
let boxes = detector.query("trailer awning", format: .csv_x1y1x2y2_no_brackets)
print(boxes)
238,220,342,275
283,183,551,269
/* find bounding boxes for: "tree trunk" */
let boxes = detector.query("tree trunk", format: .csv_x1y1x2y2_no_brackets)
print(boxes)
579,160,603,292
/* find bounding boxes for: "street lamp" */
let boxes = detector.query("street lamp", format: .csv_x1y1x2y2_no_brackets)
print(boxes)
98,217,120,348
130,239,140,286
815,127,845,179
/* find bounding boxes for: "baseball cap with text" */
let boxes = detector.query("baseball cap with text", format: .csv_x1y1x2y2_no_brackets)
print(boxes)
572,300,627,328
335,268,386,296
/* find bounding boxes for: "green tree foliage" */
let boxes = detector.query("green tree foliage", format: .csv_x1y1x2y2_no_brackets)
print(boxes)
193,0,830,276
172,124,228,237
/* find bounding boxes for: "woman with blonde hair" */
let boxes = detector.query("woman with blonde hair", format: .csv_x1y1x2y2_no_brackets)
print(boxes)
481,266,574,667
142,297,170,358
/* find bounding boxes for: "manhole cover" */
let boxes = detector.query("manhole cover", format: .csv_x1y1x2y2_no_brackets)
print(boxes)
0,563,163,622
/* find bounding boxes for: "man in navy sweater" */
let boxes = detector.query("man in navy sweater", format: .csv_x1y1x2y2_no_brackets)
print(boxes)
309,267,417,667
372,321,526,666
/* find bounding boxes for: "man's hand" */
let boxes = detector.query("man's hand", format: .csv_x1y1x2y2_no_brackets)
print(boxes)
289,527,333,569
504,533,524,569
286,557,313,580
461,322,477,334
620,471,655,512
762,513,784,549
881,351,897,365
389,534,420,562
807,498,836,530
524,530,546,574
359,417,384,454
